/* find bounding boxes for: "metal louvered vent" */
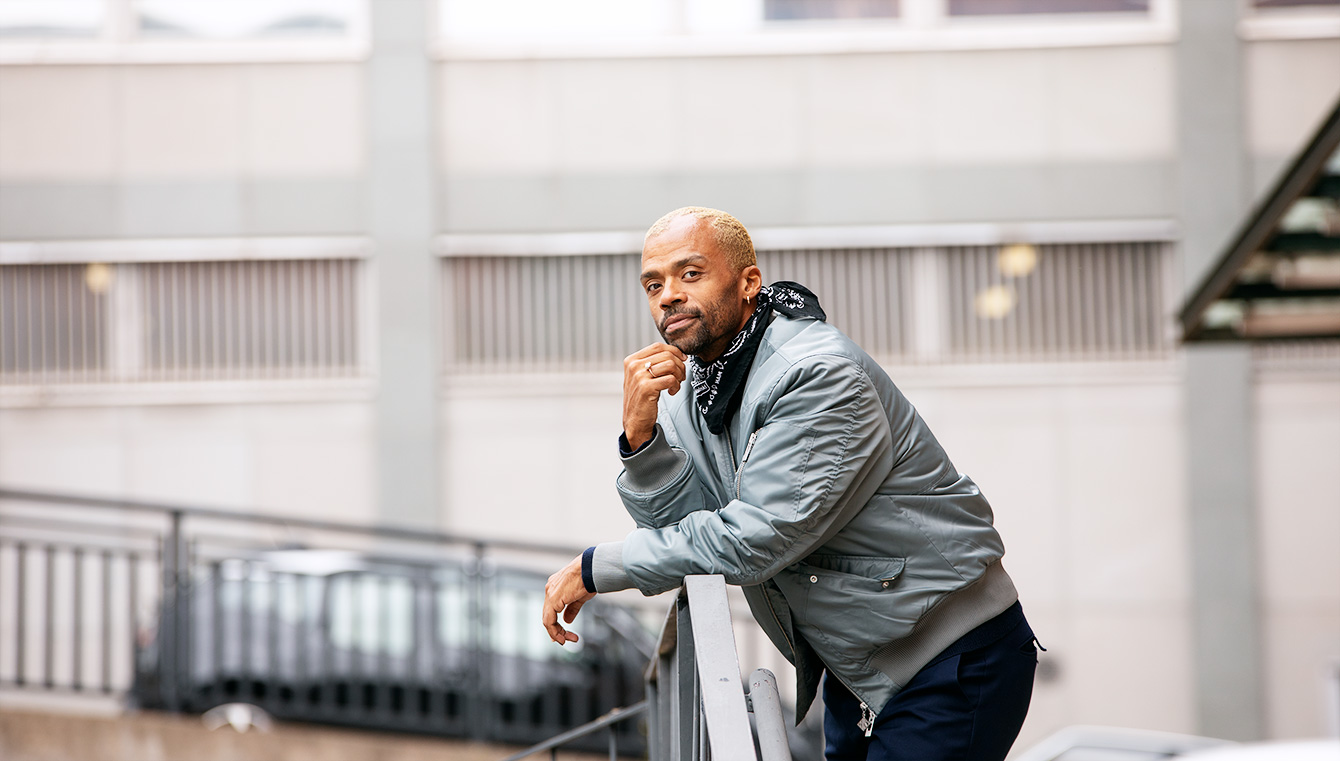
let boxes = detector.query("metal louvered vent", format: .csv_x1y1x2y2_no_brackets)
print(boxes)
1,259,367,386
941,242,1173,363
440,241,1174,373
442,254,660,374
758,248,916,360
0,264,108,380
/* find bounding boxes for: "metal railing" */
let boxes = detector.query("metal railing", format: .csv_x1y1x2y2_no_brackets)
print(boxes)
0,487,651,754
645,575,790,761
501,574,792,761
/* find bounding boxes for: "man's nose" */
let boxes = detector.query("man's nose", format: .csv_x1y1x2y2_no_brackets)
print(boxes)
658,279,685,308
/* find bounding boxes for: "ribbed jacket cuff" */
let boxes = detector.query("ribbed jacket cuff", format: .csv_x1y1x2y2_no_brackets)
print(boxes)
580,547,596,593
619,425,688,493
591,541,632,593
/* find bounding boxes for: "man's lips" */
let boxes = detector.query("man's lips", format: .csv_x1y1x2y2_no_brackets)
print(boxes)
662,314,698,333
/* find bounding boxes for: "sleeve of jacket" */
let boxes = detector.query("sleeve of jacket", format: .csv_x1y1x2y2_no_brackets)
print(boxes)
616,419,717,529
619,353,895,596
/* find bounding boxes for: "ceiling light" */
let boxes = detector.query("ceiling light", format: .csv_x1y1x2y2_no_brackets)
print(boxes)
974,285,1017,319
997,243,1039,278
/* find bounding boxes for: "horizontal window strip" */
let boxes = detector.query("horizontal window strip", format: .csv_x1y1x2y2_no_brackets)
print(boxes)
1,259,367,386
441,241,1175,374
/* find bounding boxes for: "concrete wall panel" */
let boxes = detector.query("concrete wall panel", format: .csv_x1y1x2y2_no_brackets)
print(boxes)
0,403,376,524
121,66,245,178
1244,39,1340,158
1256,378,1340,739
244,64,365,177
0,67,119,181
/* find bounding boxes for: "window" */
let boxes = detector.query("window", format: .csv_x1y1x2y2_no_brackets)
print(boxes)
0,0,367,63
433,0,1173,58
0,0,102,37
135,0,358,40
948,0,1149,14
1251,0,1339,7
1241,0,1340,40
765,0,900,22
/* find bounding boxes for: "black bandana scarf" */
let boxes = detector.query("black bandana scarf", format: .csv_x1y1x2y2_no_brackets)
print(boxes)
689,281,826,435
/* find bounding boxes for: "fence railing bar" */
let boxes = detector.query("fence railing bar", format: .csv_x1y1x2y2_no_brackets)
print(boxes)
101,549,112,693
0,488,582,558
749,668,790,761
497,701,648,761
15,542,26,686
43,546,54,688
73,547,83,691
683,575,756,758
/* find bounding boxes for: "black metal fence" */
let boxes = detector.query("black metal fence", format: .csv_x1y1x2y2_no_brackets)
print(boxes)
0,487,651,754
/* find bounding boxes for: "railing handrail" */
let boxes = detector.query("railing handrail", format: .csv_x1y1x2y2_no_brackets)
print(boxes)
643,574,791,761
0,486,582,557
497,701,648,761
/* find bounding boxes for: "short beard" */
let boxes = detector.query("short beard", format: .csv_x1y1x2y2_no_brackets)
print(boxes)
658,291,744,360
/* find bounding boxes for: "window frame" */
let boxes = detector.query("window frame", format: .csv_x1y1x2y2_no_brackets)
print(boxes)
0,0,370,65
431,0,1178,61
1239,0,1340,41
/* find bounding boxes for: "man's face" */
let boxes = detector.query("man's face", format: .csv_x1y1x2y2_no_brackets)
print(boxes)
640,216,753,362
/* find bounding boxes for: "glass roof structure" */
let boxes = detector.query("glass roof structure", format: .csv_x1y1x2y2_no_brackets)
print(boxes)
1180,97,1340,342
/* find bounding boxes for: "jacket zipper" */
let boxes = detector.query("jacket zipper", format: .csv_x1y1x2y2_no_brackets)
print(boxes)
858,701,876,737
739,427,794,669
732,430,758,500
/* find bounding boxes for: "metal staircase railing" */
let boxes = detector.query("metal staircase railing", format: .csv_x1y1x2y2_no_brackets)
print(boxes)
0,487,651,754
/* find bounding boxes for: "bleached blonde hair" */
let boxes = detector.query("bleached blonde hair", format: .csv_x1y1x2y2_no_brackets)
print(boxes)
645,206,757,273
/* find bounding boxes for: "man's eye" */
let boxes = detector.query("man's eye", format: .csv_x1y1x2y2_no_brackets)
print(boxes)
684,270,701,279
645,283,661,293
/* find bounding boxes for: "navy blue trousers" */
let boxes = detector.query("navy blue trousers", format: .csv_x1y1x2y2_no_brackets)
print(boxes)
822,602,1038,761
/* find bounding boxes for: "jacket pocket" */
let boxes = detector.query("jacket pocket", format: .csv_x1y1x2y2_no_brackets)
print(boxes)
784,554,917,657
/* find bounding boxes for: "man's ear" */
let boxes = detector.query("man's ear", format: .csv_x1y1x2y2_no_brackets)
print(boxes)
741,265,762,301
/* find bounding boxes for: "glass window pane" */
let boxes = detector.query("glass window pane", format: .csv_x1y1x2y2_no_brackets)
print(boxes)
0,0,102,38
438,0,676,40
1252,0,1340,7
135,0,357,39
765,0,899,20
948,0,1149,15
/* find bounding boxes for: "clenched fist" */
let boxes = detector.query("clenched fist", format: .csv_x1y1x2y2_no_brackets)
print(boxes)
623,343,687,450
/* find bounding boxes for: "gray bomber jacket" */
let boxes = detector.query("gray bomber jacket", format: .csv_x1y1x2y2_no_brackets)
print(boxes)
595,313,1018,722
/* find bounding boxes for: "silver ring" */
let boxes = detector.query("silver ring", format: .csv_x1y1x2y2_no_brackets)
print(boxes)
645,361,654,376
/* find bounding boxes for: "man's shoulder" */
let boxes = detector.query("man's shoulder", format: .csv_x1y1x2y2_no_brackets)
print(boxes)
759,315,872,376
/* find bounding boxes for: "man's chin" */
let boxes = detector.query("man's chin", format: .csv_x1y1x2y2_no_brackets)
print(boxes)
662,335,705,358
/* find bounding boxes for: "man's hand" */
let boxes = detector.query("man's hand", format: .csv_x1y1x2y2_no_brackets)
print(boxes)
543,554,597,645
623,343,687,449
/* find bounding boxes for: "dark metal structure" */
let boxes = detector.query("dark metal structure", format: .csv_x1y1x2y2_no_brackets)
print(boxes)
1180,95,1340,342
0,487,650,755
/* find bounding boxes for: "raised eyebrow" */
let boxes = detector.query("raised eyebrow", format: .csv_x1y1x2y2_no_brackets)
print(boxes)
641,255,708,283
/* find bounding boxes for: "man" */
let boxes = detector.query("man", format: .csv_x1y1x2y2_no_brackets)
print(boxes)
542,207,1037,761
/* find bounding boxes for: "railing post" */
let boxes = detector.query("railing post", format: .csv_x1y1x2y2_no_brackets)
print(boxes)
161,510,184,710
674,591,697,759
468,541,493,740
748,669,790,761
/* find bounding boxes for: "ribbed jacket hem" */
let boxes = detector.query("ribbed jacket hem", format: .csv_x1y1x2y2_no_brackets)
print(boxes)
868,561,1018,692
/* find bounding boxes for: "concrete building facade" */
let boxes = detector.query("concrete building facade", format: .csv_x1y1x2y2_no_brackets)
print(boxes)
1,0,1338,749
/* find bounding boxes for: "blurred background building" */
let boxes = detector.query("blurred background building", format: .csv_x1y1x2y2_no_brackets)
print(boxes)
1,0,1338,756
